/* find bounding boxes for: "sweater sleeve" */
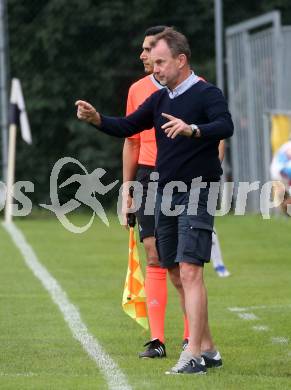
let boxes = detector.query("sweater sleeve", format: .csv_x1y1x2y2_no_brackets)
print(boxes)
93,94,155,138
198,86,234,140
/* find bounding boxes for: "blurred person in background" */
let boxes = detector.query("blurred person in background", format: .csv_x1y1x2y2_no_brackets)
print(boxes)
270,140,291,214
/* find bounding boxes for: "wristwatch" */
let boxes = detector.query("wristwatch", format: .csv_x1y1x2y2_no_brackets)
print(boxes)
190,124,199,138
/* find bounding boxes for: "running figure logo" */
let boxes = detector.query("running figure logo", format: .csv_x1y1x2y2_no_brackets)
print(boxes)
41,157,119,233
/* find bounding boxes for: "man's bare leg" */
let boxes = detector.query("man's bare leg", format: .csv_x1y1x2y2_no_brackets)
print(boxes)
168,264,215,351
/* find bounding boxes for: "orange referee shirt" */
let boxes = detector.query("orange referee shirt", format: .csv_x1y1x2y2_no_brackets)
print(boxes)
126,74,163,166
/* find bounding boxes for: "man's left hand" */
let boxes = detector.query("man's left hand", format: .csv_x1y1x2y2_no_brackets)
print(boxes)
161,113,192,139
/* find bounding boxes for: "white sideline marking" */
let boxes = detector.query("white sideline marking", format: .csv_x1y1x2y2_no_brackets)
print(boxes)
271,337,289,345
228,304,291,312
246,304,291,311
237,313,258,320
229,306,290,351
253,325,269,331
228,307,247,312
2,222,132,390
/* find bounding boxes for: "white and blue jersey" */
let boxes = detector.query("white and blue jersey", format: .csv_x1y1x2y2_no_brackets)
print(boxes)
271,141,291,193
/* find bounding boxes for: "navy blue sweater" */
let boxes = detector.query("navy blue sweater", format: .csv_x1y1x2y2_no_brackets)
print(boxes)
98,80,233,187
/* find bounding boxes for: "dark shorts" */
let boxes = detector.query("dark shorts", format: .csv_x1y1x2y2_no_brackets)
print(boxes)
135,165,156,242
155,187,214,268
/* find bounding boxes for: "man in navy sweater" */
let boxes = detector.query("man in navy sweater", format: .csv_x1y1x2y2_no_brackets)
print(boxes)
76,28,233,375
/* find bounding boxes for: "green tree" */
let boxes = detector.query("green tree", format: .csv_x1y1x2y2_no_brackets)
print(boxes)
7,0,291,204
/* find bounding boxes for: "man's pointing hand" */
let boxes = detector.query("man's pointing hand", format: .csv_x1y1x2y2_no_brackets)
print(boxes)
75,100,101,127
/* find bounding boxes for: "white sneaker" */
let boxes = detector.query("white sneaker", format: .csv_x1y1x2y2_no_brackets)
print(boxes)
215,265,231,277
165,351,207,375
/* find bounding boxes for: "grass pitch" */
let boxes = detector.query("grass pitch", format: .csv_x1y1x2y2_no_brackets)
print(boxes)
0,213,290,389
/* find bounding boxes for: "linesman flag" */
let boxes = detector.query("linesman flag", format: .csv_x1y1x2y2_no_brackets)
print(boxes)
122,213,148,330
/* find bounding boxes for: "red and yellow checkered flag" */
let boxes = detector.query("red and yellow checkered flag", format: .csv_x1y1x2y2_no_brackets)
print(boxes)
122,221,148,330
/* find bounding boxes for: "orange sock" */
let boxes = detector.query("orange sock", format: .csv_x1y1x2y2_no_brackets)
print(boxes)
145,266,167,344
183,315,189,340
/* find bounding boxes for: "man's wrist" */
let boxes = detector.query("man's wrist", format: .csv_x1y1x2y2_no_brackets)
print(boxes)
92,112,101,127
190,124,201,138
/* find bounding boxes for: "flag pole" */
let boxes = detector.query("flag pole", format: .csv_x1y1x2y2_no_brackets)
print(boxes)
0,0,9,183
4,122,16,223
127,212,136,301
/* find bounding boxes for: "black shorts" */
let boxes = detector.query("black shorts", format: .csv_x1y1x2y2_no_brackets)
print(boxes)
155,187,214,268
135,165,156,242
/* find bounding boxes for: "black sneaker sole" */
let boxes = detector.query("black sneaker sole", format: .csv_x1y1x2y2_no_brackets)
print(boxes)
165,370,207,375
139,354,166,359
202,358,223,368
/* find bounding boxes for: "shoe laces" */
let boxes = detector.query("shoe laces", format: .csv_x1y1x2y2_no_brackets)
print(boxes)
143,339,161,349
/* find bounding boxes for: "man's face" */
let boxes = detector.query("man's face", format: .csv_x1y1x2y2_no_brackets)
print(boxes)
150,39,181,89
140,36,155,74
